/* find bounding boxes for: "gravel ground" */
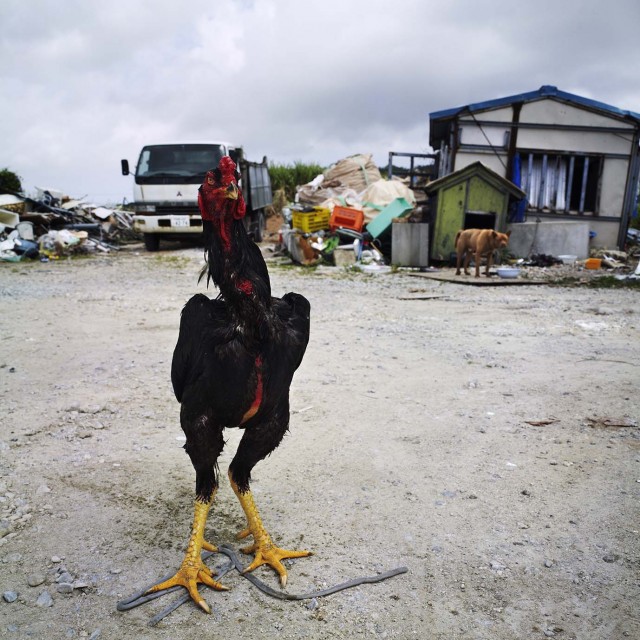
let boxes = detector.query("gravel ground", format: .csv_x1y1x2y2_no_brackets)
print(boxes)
0,245,639,640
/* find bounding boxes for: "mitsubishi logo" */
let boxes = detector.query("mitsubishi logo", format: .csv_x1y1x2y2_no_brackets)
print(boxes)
176,191,182,197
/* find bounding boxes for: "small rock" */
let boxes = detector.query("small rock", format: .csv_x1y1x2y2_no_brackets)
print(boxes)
306,597,318,610
57,583,74,594
27,573,46,587
4,552,22,563
56,572,74,584
3,590,18,602
594,307,613,316
51,556,62,563
73,580,90,590
490,561,506,571
36,590,54,607
603,553,619,563
544,560,554,568
89,630,101,640
110,568,122,575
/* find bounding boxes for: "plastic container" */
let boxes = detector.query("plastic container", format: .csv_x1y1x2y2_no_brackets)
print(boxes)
16,221,34,240
291,207,330,233
558,254,577,264
496,267,520,279
329,206,364,233
585,258,602,270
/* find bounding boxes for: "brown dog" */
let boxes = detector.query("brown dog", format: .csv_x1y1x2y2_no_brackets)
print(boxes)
455,228,510,277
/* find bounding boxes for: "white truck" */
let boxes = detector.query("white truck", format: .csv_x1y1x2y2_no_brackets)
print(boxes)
121,142,272,251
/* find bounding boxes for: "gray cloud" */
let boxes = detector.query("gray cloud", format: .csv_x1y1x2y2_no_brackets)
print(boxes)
1,0,638,202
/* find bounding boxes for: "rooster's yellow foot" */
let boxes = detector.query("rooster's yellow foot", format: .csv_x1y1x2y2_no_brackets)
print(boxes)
239,538,312,587
145,556,228,614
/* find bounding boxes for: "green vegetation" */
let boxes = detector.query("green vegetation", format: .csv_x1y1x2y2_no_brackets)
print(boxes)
585,275,640,289
153,254,191,268
0,167,22,194
552,275,640,289
268,161,325,202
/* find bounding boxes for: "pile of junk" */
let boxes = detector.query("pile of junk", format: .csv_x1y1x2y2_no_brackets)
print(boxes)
0,187,136,262
275,153,425,271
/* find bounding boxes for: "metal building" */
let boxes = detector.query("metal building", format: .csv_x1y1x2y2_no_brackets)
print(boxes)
429,86,640,249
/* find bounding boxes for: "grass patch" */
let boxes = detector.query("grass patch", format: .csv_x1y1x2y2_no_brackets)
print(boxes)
152,254,191,268
586,275,640,289
552,275,640,289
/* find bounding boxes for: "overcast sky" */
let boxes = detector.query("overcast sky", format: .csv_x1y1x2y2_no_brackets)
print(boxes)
1,0,639,204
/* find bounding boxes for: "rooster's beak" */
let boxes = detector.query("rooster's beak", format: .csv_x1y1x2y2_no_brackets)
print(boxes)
225,182,239,200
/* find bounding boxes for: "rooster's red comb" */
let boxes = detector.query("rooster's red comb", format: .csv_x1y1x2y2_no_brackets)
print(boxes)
218,156,237,183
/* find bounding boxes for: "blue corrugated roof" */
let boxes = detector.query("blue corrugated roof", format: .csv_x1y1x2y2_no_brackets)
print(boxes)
430,85,640,124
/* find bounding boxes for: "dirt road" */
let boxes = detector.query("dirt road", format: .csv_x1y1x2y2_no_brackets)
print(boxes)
0,247,638,639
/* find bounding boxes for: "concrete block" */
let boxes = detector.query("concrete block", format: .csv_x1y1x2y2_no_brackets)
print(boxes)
507,221,590,259
392,223,429,266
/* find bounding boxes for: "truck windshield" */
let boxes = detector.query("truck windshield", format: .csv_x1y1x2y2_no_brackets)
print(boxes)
135,144,225,183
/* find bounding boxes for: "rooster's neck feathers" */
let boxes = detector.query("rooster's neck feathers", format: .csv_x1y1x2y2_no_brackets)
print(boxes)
198,157,272,332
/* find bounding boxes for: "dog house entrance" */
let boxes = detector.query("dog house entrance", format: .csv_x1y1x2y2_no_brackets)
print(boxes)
464,210,496,230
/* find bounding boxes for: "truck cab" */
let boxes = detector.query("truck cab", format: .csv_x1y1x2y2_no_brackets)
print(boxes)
121,143,272,251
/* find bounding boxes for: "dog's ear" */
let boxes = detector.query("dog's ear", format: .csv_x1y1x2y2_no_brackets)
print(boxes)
491,230,498,238
506,230,512,237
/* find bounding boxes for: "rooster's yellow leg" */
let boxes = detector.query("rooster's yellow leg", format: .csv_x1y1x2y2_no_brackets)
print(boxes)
229,473,311,586
145,496,228,613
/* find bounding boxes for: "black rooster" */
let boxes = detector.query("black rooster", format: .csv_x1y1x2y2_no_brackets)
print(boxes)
146,157,311,613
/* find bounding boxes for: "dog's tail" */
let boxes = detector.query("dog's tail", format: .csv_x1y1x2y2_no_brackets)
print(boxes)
454,230,462,248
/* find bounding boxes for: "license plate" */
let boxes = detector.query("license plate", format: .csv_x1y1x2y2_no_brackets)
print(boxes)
171,216,189,228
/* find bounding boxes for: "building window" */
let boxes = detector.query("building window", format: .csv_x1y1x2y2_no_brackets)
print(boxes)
520,152,602,214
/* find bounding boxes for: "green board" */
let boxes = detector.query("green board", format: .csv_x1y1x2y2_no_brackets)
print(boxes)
366,197,413,239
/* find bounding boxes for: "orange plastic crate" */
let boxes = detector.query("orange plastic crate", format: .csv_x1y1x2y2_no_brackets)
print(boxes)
329,206,364,232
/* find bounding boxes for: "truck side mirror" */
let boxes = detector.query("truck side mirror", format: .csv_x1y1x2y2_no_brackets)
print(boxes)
121,159,130,176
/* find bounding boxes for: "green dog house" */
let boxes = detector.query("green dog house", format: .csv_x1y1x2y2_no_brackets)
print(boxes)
425,162,525,261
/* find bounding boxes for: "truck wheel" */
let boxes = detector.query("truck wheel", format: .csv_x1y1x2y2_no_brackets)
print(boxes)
144,234,160,252
254,212,265,243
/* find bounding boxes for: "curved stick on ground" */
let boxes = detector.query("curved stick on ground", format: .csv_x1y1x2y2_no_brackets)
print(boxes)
117,546,408,625
218,544,408,601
